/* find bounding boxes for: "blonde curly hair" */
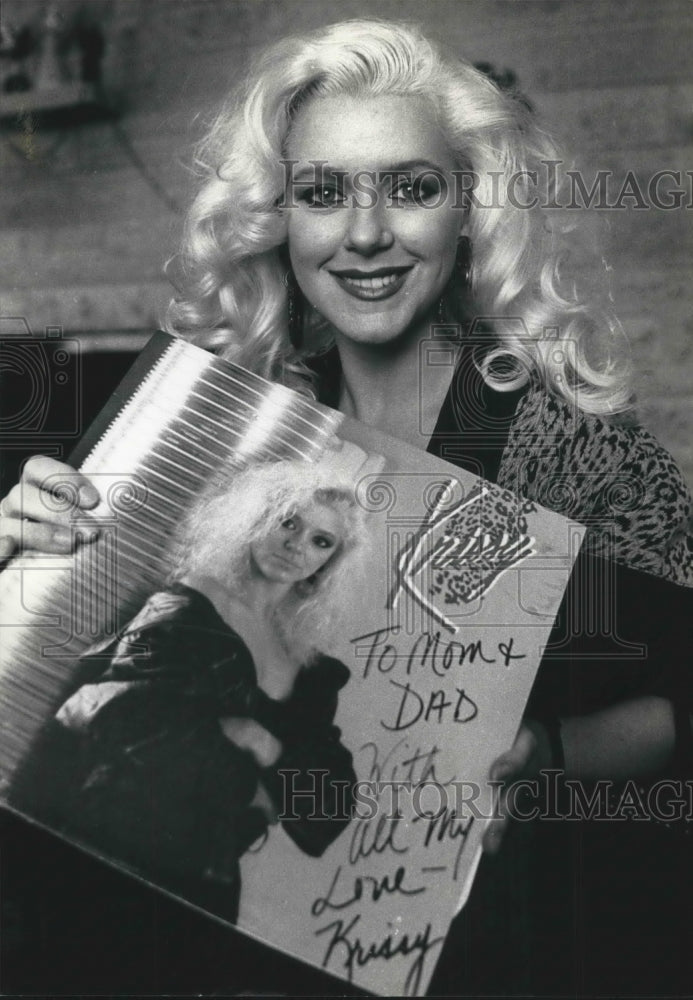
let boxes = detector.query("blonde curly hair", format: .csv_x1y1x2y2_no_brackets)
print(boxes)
165,18,631,415
170,458,368,663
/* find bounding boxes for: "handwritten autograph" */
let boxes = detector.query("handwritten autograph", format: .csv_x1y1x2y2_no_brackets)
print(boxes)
415,807,475,881
359,736,457,787
353,625,526,680
349,811,408,865
316,913,444,995
312,863,425,918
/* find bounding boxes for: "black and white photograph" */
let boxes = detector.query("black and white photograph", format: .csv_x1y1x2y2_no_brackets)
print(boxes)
0,1,691,996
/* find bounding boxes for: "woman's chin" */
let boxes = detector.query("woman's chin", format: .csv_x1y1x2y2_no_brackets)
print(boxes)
332,311,432,351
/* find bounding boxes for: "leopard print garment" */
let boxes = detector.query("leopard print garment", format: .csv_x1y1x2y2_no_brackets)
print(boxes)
497,386,693,586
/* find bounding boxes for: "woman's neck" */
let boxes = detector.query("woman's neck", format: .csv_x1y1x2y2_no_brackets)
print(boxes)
334,320,460,448
180,571,290,626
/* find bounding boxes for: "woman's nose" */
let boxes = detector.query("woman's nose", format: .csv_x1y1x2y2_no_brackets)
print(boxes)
284,534,302,553
343,202,394,254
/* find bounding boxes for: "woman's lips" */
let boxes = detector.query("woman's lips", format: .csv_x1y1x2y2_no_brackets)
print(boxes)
272,552,301,571
330,267,412,300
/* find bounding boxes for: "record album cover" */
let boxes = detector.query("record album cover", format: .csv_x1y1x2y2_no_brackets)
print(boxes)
0,332,583,996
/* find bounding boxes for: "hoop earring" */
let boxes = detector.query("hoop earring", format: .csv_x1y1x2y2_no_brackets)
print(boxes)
284,269,304,350
438,236,473,322
456,235,472,287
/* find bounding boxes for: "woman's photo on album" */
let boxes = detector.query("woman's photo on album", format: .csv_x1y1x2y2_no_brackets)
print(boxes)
0,1,691,996
44,455,368,924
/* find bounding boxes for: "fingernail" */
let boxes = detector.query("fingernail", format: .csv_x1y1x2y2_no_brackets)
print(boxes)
78,484,99,507
52,528,73,546
0,536,15,561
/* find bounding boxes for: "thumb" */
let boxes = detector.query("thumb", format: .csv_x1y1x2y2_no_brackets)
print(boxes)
490,725,537,782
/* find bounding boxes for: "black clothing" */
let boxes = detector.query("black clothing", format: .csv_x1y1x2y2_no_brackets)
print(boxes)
14,584,354,926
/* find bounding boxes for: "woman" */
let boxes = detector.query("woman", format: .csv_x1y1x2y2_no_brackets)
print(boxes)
4,11,690,819
4,22,690,577
29,458,364,926
2,17,691,995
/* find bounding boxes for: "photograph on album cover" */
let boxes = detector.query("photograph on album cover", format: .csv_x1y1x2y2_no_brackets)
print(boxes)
0,348,581,996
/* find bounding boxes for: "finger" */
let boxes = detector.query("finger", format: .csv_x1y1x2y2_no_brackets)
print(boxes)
0,535,16,563
218,717,245,742
483,813,509,855
21,456,100,509
0,483,25,519
490,726,536,781
1,483,101,533
0,516,96,555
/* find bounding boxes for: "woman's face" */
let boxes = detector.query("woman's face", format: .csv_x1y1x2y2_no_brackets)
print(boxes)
250,499,344,585
285,94,466,349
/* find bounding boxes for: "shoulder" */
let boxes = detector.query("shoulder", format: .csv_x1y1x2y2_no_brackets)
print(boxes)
88,584,222,645
126,584,247,641
499,386,693,584
125,587,198,631
504,386,688,488
81,584,252,676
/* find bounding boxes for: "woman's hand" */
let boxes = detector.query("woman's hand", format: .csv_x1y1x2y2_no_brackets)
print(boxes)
0,456,101,560
482,720,552,856
481,697,679,855
219,716,283,768
249,782,280,825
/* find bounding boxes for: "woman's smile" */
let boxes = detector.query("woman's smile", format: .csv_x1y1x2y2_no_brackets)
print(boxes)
328,265,414,300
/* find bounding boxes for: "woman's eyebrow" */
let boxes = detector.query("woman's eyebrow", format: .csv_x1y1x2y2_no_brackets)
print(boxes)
290,165,330,183
313,528,337,541
289,159,449,182
377,159,449,176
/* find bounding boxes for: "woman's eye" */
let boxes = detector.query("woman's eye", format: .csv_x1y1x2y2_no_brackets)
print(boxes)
390,180,414,204
390,174,443,206
297,185,346,209
281,517,297,530
313,535,334,549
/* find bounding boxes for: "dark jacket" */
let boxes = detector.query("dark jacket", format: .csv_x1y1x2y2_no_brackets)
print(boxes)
53,583,355,922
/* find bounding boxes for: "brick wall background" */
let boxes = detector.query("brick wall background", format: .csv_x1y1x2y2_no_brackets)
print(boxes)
1,0,691,485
